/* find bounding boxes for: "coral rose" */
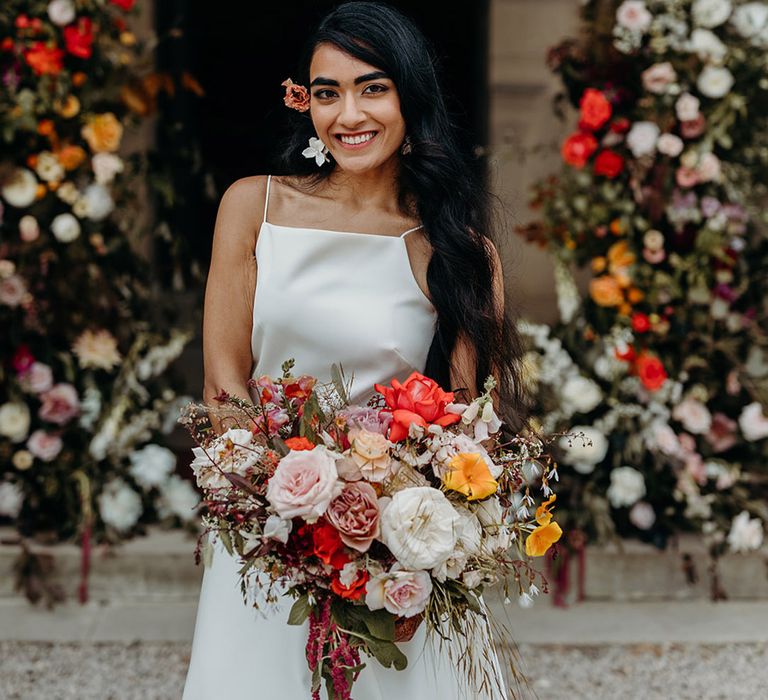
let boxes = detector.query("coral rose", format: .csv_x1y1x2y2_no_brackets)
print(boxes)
81,113,124,153
375,372,460,443
635,352,667,391
561,132,598,168
589,275,624,307
281,79,310,112
326,481,380,552
331,566,369,600
579,88,612,131
593,150,624,178
24,42,64,76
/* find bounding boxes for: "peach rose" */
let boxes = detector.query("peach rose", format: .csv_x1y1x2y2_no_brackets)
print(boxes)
589,275,624,307
81,113,123,153
325,481,380,552
281,79,310,112
349,428,393,482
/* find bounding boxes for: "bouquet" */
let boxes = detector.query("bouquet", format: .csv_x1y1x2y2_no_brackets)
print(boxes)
182,360,561,699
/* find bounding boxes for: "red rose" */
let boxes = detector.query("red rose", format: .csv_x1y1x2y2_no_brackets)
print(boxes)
312,520,349,569
24,42,64,75
593,149,624,178
12,344,35,373
610,117,631,134
561,132,598,168
635,352,667,391
110,0,136,10
579,88,612,131
63,17,94,60
284,436,315,451
614,345,636,363
374,371,460,442
631,312,651,333
330,568,369,601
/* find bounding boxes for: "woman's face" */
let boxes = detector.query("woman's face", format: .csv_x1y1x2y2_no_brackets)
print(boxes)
308,43,406,175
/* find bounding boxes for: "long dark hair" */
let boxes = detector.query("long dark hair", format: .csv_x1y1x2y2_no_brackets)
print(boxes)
277,1,529,431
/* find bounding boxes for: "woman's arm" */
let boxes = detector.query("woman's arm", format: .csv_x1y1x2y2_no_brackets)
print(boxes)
202,176,266,430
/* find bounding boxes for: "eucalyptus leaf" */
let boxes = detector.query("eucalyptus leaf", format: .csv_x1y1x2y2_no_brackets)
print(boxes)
218,529,233,556
287,594,312,626
364,637,408,671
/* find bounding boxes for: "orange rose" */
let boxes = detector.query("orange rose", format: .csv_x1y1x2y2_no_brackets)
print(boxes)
607,240,636,270
375,372,461,442
81,113,123,153
635,352,667,391
24,42,64,76
331,568,369,601
589,276,624,307
284,436,315,451
57,145,87,170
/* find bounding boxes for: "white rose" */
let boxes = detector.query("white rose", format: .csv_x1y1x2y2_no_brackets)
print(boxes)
697,65,734,98
688,28,727,62
676,92,701,121
727,510,764,553
432,507,481,582
559,426,609,474
647,421,680,456
657,133,684,157
98,478,143,532
0,402,31,443
82,183,115,221
607,466,646,508
692,0,732,28
380,486,460,570
629,501,656,530
129,443,176,489
0,482,24,518
616,0,653,32
626,121,660,158
91,153,125,185
47,0,76,25
35,152,64,183
672,397,712,434
365,568,433,618
190,428,263,490
738,402,768,441
560,375,602,415
51,213,81,243
1,168,38,209
158,475,200,522
731,2,768,37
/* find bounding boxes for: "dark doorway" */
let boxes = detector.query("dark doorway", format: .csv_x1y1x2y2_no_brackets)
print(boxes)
156,0,490,259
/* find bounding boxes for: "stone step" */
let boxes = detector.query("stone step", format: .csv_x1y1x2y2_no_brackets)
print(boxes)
2,528,767,604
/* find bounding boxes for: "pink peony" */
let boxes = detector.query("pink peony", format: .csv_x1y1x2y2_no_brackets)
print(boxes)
266,446,341,522
38,383,80,425
705,412,738,453
365,568,433,618
325,481,380,552
26,430,63,462
19,362,54,394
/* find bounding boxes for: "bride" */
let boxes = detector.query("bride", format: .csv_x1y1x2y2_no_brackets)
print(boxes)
183,2,527,698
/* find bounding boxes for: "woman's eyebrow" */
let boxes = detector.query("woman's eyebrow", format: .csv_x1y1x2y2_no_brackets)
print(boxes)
309,71,389,88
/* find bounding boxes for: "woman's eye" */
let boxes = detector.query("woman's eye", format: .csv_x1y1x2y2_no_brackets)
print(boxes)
313,89,337,99
364,84,388,94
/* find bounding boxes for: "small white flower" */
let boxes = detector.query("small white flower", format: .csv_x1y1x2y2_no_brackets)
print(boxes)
626,121,660,158
657,133,684,157
672,397,712,435
91,153,125,185
35,152,65,183
697,65,734,99
98,478,143,532
19,215,40,242
559,426,608,474
81,183,115,221
675,92,701,122
738,402,768,441
0,482,24,519
688,28,727,63
731,2,768,39
560,375,602,415
0,402,31,443
692,0,732,28
263,513,292,543
129,443,176,489
629,501,656,530
47,0,76,26
607,466,646,508
727,510,764,553
158,475,200,522
1,168,38,209
301,137,329,166
51,213,81,243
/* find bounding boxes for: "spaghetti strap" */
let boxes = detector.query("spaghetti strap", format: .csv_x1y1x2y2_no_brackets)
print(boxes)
399,224,423,238
263,174,272,223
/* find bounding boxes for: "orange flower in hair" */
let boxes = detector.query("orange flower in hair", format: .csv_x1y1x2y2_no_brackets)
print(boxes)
281,78,310,112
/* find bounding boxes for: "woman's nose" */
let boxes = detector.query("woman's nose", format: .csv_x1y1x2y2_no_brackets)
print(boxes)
338,93,366,128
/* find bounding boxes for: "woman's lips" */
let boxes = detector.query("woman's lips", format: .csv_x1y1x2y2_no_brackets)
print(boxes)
334,131,379,150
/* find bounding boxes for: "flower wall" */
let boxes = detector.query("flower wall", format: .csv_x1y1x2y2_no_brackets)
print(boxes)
0,0,200,545
519,0,768,551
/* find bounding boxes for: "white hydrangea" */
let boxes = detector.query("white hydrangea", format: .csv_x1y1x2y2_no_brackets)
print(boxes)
158,475,200,522
607,466,646,508
559,426,609,474
129,443,176,489
98,478,143,532
727,510,764,553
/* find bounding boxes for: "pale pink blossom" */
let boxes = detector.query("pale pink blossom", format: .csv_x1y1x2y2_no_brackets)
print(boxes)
19,362,53,394
641,62,677,94
616,0,653,32
672,397,712,434
26,430,63,462
339,406,392,436
629,501,656,530
676,166,699,188
696,152,722,182
0,274,27,307
705,412,738,452
738,402,768,441
675,93,701,122
38,383,80,425
265,446,341,522
365,568,433,618
325,481,380,552
657,133,684,157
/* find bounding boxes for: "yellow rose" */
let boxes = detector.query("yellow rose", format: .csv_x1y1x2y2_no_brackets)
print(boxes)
81,113,123,153
589,275,624,307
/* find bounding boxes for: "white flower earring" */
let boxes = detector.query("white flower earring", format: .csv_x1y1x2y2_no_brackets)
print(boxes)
400,135,413,155
302,137,329,166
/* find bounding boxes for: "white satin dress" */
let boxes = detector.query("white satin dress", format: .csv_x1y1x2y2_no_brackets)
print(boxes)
183,176,508,699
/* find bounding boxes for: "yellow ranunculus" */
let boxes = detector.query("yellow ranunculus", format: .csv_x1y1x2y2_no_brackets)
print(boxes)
443,452,498,501
525,521,563,557
81,113,123,153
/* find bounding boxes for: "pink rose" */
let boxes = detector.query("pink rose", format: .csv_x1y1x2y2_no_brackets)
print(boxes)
19,362,54,394
616,0,653,32
326,481,380,552
675,93,700,122
696,152,721,183
676,166,699,188
673,397,712,435
680,114,706,139
365,568,433,618
26,430,63,462
705,412,738,453
38,383,80,425
641,62,677,94
339,406,392,436
266,446,341,522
